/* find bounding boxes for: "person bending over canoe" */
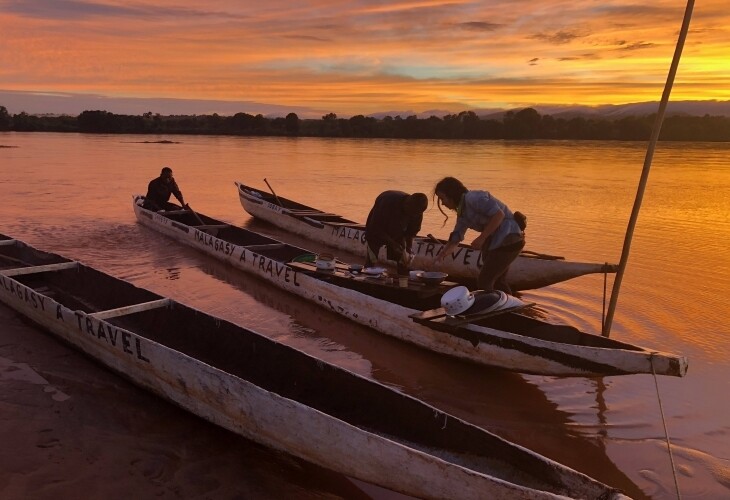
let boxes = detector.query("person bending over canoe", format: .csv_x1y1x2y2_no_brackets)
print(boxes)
143,166,186,211
433,176,524,294
365,191,428,275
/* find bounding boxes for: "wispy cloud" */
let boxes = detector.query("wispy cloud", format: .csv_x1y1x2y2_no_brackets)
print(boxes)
529,30,585,45
458,21,501,32
1,0,245,21
616,41,656,51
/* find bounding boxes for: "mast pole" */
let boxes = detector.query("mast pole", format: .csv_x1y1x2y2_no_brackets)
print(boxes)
602,0,695,337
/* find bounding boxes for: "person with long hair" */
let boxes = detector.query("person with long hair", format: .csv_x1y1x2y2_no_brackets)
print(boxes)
433,177,524,294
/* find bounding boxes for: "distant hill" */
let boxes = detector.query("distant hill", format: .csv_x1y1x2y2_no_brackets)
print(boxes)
471,101,730,121
2,89,728,121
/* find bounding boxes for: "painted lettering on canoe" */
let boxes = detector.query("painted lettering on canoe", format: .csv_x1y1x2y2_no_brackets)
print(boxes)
194,229,236,256
0,275,47,311
239,251,300,286
73,311,150,363
152,212,169,225
0,275,150,363
330,226,367,245
414,241,483,268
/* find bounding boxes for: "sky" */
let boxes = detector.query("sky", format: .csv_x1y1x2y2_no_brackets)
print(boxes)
1,0,728,118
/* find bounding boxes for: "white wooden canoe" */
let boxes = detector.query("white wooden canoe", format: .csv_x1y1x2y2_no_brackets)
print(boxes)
0,234,630,500
235,181,618,290
132,196,687,378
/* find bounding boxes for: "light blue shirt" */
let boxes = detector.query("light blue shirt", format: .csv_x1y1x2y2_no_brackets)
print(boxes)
449,190,523,250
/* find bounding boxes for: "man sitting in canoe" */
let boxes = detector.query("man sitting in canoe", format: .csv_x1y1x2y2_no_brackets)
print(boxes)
365,191,428,275
143,166,186,211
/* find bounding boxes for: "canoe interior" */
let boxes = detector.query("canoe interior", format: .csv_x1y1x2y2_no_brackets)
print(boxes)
11,265,163,312
478,313,643,351
0,241,73,271
149,204,642,352
238,183,358,225
9,263,580,495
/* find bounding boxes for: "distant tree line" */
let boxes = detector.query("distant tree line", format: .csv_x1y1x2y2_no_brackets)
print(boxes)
1,105,729,141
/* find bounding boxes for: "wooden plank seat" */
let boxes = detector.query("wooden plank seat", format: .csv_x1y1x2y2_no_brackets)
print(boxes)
287,212,341,218
286,209,337,215
89,298,172,320
288,260,349,273
244,243,286,251
288,261,457,301
0,262,79,277
304,214,344,219
324,223,366,228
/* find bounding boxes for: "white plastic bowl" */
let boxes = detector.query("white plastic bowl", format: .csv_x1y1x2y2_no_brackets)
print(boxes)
440,286,475,316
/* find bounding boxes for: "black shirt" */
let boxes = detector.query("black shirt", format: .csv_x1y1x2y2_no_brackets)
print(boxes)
365,190,422,250
144,176,183,210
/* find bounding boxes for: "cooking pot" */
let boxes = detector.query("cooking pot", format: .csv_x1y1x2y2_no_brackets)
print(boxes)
315,253,336,270
440,286,475,316
417,271,448,285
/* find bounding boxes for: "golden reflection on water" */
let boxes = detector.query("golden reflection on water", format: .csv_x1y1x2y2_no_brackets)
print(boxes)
1,132,729,499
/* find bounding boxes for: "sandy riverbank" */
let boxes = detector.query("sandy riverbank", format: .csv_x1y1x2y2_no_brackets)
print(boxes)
0,304,376,500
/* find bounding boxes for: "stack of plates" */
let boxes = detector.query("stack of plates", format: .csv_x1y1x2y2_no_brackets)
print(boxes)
467,290,509,314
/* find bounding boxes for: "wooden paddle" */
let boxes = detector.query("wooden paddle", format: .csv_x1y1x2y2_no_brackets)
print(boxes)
184,203,206,226
264,178,285,208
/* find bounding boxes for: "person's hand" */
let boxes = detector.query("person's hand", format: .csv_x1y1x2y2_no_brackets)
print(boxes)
401,251,414,267
433,252,445,267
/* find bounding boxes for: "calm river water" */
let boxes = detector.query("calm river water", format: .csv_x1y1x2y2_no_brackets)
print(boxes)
1,132,728,499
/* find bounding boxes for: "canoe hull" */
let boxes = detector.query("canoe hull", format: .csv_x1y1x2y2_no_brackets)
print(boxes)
133,198,687,378
236,182,617,290
0,237,628,499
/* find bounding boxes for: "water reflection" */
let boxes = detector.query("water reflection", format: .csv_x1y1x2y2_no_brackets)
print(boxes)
1,132,728,498
191,247,647,498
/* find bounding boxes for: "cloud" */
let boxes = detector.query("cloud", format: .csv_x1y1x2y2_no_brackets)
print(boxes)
1,0,243,21
458,21,501,32
558,53,600,61
529,30,585,45
617,41,656,51
282,35,332,43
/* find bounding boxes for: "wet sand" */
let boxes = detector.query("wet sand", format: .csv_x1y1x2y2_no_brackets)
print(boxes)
0,304,379,499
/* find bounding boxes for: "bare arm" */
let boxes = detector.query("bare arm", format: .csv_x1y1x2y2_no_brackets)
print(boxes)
470,209,504,249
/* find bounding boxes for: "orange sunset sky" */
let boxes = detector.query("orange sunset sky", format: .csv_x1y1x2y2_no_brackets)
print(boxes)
1,0,728,117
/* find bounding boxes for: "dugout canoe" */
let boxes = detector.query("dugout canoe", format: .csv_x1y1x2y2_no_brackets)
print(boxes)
0,234,630,500
235,181,618,290
132,196,687,378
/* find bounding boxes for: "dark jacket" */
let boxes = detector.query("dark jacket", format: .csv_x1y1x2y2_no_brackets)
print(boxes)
365,190,422,251
144,176,183,210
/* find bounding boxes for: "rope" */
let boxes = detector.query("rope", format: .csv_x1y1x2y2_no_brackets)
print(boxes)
602,263,608,331
650,354,682,499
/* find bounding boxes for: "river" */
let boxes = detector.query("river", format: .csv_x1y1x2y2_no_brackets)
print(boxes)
1,132,728,499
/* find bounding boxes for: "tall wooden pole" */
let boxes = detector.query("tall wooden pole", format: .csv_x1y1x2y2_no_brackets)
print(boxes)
603,0,695,337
